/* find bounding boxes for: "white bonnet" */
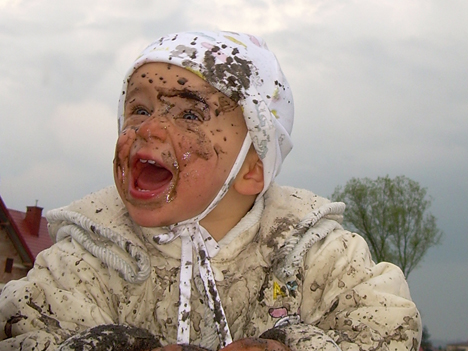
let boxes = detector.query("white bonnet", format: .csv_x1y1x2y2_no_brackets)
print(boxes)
118,30,294,193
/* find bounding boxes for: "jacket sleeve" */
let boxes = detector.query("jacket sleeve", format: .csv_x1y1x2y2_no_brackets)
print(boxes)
0,237,118,350
263,229,421,351
298,229,421,351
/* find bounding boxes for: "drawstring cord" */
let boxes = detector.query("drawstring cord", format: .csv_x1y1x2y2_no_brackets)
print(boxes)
46,209,151,284
273,202,346,282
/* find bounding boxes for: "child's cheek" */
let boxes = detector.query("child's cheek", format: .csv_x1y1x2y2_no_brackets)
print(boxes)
116,130,136,160
174,132,218,193
176,126,215,169
113,129,137,186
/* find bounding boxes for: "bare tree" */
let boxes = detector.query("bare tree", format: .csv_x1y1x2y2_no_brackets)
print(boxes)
331,175,442,278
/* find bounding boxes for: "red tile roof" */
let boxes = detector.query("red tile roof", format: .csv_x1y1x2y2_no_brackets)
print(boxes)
0,196,53,265
8,209,53,259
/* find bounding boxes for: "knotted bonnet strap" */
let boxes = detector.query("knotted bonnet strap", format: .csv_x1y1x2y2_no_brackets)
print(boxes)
117,31,294,347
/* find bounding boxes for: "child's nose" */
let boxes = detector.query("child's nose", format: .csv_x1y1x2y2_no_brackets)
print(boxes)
136,116,170,142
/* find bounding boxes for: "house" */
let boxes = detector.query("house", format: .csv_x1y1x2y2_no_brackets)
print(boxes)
0,195,53,289
447,342,468,351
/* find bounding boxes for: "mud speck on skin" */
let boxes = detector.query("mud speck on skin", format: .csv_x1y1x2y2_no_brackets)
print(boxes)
214,145,226,156
178,77,188,85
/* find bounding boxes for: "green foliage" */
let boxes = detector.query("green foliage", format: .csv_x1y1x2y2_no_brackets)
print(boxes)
331,175,442,278
421,325,433,350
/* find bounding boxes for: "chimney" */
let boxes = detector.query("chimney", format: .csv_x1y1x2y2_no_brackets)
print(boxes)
25,203,43,237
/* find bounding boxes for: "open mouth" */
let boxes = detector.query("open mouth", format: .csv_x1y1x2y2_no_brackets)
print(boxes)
130,158,173,198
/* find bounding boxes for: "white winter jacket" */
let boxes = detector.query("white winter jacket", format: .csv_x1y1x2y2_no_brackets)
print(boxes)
0,184,421,350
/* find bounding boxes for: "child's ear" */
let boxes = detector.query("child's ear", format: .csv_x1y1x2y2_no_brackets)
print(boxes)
233,147,264,196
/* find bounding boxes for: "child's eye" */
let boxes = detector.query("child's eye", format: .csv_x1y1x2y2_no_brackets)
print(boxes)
134,107,151,116
182,111,201,121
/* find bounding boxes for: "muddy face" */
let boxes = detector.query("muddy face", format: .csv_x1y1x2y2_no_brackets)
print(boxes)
114,62,247,227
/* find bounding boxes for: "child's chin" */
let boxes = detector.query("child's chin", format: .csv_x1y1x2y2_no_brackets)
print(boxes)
117,200,161,226
129,211,168,228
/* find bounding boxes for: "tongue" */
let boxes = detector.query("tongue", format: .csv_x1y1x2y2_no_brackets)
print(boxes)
136,164,172,191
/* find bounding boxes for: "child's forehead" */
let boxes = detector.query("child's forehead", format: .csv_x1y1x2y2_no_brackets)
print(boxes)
126,62,237,107
129,63,204,84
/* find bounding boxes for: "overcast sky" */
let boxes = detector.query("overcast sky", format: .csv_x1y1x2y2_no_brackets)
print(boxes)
1,0,467,345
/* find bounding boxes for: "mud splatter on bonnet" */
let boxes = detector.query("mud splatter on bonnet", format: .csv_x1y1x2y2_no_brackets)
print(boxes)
117,31,294,347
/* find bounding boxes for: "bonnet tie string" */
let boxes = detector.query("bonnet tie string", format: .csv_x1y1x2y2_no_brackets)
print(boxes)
154,223,232,347
152,133,252,347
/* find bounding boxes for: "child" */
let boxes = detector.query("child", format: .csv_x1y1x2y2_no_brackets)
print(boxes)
0,31,421,351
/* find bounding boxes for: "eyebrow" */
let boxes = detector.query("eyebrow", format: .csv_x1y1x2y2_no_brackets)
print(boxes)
125,85,211,110
125,87,140,104
163,89,209,109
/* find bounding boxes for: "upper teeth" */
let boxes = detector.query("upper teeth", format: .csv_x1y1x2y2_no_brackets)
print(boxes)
140,159,156,164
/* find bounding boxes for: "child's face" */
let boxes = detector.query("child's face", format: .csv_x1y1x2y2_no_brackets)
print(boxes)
114,63,248,227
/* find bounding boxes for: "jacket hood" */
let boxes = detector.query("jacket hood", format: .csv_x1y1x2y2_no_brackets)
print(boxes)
47,184,345,284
